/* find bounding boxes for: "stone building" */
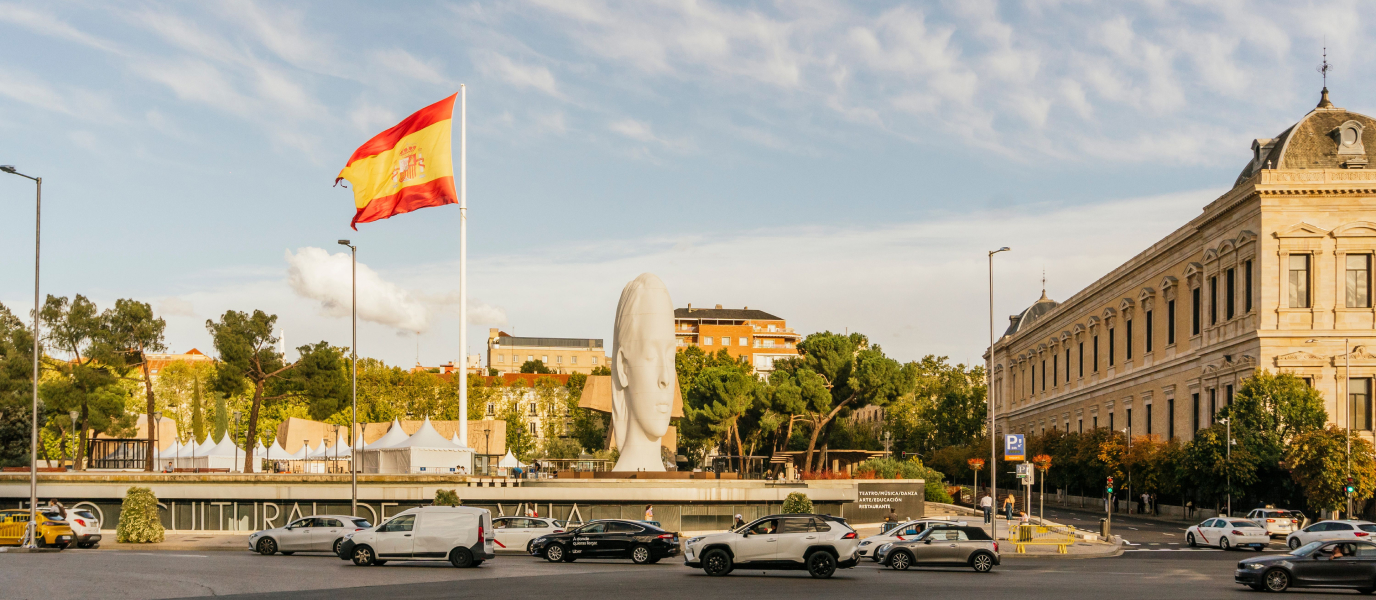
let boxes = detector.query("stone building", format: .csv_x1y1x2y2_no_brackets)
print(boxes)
486,329,609,375
987,89,1376,442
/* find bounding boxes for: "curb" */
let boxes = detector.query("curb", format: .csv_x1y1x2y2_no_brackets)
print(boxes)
0,547,63,553
1000,543,1124,560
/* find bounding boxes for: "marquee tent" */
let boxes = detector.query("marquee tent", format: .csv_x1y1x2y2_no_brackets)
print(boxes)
365,419,411,450
369,417,473,474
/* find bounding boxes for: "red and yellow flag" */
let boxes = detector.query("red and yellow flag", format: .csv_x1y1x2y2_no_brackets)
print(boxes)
337,94,457,229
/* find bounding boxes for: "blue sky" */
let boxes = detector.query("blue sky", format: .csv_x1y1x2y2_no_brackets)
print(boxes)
0,0,1371,368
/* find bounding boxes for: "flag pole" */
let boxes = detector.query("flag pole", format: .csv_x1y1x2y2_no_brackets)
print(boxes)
458,85,470,463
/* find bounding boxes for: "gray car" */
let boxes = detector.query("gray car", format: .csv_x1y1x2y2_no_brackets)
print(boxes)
249,515,373,556
875,525,1000,573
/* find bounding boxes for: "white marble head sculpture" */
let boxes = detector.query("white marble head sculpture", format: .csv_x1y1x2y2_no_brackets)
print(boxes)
611,273,675,472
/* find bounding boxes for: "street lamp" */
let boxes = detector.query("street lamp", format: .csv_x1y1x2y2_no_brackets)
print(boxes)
3,165,42,548
1219,417,1232,516
233,411,242,473
338,239,357,515
67,411,78,470
152,411,162,472
1121,427,1132,514
988,246,1010,534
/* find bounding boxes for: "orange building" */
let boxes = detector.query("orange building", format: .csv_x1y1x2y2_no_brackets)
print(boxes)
144,348,215,377
674,305,800,373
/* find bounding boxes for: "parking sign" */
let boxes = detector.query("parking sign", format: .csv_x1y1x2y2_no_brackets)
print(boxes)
1004,434,1025,461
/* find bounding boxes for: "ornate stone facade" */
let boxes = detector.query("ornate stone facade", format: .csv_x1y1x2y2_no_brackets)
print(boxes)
987,90,1376,441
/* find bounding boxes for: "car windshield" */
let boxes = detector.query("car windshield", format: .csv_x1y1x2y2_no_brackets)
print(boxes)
1293,541,1327,556
353,519,372,528
74,510,97,520
911,527,949,541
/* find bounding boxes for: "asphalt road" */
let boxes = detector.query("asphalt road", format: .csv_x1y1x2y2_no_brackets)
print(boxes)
1,547,1273,600
1038,503,1294,551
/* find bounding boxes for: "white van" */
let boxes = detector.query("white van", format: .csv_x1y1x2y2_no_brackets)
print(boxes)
338,506,495,567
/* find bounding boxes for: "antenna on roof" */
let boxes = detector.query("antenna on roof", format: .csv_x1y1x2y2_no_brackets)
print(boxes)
1318,42,1331,88
1042,268,1046,295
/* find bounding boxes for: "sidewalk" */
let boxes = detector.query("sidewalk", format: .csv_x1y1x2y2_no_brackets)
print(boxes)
925,502,1122,558
90,530,251,552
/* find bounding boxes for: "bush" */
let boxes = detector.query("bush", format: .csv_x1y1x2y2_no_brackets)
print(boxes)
116,486,164,543
782,492,813,514
434,489,462,506
854,457,953,503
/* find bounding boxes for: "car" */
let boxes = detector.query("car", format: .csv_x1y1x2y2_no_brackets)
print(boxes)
530,519,680,565
874,525,1000,573
249,515,372,556
49,508,101,548
1236,540,1376,592
1186,517,1270,550
683,514,860,579
339,506,494,567
1245,508,1301,538
858,518,968,561
1285,520,1376,550
493,517,566,553
0,509,74,549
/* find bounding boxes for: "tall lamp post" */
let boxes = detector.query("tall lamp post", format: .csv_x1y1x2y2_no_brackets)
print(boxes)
2,165,41,548
1220,417,1231,516
233,411,242,473
152,412,162,472
988,246,1010,533
68,411,78,470
338,240,357,516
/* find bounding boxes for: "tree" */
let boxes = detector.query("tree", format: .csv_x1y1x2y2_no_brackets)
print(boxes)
519,360,553,374
771,332,905,472
1181,424,1260,506
885,356,985,455
206,310,344,472
99,299,167,471
782,491,813,513
1221,370,1328,506
685,366,759,472
1286,426,1376,515
40,295,134,469
0,303,36,467
115,486,165,543
212,392,228,443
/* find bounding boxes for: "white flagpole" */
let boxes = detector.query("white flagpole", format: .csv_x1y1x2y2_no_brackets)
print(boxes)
458,85,469,454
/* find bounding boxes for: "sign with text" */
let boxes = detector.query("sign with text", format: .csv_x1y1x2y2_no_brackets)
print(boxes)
844,481,926,524
1004,434,1025,461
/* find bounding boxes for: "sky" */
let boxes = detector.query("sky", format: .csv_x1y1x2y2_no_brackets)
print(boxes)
0,0,1372,369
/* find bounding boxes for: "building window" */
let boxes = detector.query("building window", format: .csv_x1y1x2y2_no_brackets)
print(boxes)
1191,287,1201,335
1065,348,1071,381
1167,300,1176,345
556,355,563,364
1031,366,1035,393
1078,342,1084,378
571,355,577,365
1126,408,1132,431
1167,398,1175,440
529,403,538,416
1078,418,1083,434
497,354,505,363
1192,393,1200,433
1052,355,1058,387
1145,310,1153,353
1146,404,1152,435
1352,379,1373,431
591,357,598,364
1208,388,1216,426
1348,254,1371,308
486,402,495,416
1093,335,1099,372
1303,376,1313,388
1226,267,1236,320
529,422,538,435
739,337,748,346
1209,276,1218,325
1245,259,1254,312
704,336,713,345
1041,360,1046,391
541,355,548,363
1108,328,1115,366
1289,254,1311,308
1226,384,1233,406
1126,319,1133,361
527,355,534,362
1093,415,1098,429
1109,412,1114,431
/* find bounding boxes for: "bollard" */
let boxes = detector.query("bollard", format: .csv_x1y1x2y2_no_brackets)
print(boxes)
1100,517,1110,538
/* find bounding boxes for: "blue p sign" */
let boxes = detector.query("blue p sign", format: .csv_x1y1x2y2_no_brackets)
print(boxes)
1004,434,1025,461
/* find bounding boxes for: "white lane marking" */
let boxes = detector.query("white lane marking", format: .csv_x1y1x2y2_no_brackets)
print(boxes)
1125,549,1221,552
126,553,208,558
1161,533,1177,537
1128,527,1139,530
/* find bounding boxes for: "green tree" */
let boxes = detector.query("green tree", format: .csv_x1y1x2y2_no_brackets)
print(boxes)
782,491,813,513
565,371,608,453
115,486,164,543
1221,370,1328,506
0,303,36,467
685,366,759,472
1181,424,1260,506
770,332,906,472
519,360,553,374
1286,425,1376,514
212,392,228,443
499,381,534,461
40,295,135,469
99,299,167,471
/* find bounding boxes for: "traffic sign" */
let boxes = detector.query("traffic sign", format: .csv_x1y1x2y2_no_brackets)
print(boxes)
1016,462,1035,485
1004,434,1025,461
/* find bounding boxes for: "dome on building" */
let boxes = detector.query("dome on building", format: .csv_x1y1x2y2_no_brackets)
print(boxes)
1004,289,1059,337
1235,88,1376,186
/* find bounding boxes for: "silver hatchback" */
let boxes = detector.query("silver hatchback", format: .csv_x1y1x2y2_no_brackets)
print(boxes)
249,514,373,556
875,525,1001,573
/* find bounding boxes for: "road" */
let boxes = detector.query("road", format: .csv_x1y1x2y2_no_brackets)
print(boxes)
2,548,1261,600
1038,503,1293,551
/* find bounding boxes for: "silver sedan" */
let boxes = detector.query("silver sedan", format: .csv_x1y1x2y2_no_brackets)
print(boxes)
249,515,373,556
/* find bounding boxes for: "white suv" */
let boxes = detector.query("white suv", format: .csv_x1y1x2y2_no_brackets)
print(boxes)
684,514,859,578
1285,520,1376,550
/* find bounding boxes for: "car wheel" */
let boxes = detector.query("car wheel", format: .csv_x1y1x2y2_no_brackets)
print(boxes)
1288,538,1301,550
257,537,278,556
527,540,534,554
1264,568,1290,592
333,538,344,556
630,544,652,564
544,543,565,562
351,545,375,566
702,549,733,576
1186,533,1196,548
450,547,475,568
807,551,837,579
971,552,995,573
1220,537,1231,551
889,551,912,571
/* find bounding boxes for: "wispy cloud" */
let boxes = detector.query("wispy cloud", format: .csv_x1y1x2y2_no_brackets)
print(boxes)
473,50,560,97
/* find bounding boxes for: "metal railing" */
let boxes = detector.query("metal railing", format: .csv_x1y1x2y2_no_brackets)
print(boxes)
1012,522,1079,553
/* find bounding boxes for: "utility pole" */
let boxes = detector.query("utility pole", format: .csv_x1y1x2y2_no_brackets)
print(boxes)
987,246,1010,535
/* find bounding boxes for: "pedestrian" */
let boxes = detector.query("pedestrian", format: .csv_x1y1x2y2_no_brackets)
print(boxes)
46,499,66,520
734,514,745,530
1186,500,1194,519
1019,511,1029,526
645,504,654,522
980,493,993,524
164,460,173,473
1003,493,1016,521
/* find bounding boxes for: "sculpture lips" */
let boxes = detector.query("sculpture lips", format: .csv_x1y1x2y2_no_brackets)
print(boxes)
656,403,669,413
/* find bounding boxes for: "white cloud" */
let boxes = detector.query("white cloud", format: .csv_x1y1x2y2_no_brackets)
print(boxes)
474,50,560,97
157,297,196,317
372,48,449,85
285,247,430,333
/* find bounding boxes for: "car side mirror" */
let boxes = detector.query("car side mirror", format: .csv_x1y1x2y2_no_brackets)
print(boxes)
924,539,933,545
742,531,751,537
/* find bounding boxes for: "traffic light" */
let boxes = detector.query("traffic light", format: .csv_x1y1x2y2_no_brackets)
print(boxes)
1107,476,1114,494
1348,477,1356,494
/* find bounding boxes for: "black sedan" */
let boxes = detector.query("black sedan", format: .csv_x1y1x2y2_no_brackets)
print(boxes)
530,519,680,564
1236,540,1376,592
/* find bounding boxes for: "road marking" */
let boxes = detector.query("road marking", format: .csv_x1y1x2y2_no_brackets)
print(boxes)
1125,549,1220,552
1128,527,1139,530
1161,533,1177,537
127,553,208,558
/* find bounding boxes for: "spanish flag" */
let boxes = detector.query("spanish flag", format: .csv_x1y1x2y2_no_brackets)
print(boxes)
336,94,458,229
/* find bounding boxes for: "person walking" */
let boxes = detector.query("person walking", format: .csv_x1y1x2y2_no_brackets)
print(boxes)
1138,492,1147,515
980,493,993,524
1003,493,1016,521
644,504,654,522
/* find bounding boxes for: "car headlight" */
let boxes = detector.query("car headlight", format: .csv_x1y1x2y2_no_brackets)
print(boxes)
687,536,703,545
878,543,892,553
1248,563,1265,570
345,533,354,540
859,540,871,546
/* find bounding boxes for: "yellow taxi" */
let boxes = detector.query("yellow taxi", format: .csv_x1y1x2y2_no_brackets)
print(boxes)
0,508,74,549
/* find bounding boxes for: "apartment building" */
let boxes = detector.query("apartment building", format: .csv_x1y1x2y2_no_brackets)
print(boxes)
674,304,800,373
486,329,609,375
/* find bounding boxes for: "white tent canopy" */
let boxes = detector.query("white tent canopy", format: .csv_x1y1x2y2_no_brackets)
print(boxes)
368,418,473,474
498,450,526,469
156,438,181,461
365,419,411,450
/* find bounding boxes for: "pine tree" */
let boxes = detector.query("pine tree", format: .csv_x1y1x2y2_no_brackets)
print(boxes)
213,393,228,443
191,376,205,443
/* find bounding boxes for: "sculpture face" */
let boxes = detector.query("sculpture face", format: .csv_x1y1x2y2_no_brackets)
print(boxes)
612,274,675,444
